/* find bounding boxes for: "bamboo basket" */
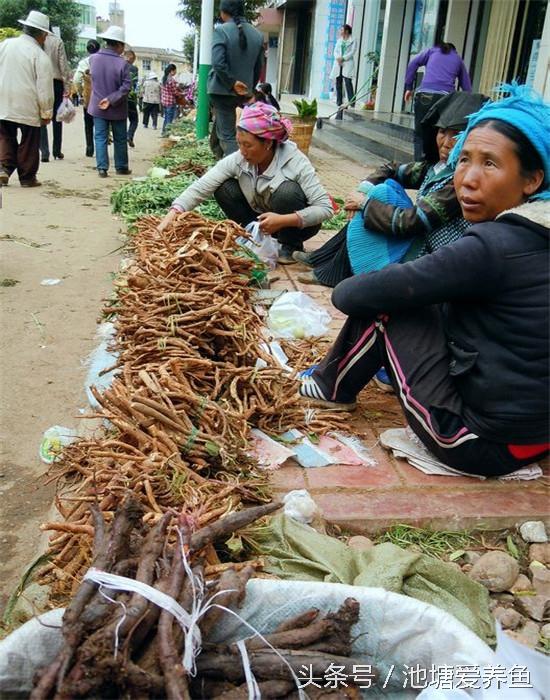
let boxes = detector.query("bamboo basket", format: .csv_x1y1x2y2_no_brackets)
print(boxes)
285,116,316,155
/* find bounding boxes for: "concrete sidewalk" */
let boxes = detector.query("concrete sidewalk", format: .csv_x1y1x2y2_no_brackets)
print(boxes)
267,146,550,534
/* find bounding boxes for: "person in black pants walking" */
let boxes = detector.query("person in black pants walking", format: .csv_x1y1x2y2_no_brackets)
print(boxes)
125,50,139,147
74,39,100,157
40,30,70,161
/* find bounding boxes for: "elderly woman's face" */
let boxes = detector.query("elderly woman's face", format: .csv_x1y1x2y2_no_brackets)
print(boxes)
453,126,542,223
237,130,272,166
436,128,458,162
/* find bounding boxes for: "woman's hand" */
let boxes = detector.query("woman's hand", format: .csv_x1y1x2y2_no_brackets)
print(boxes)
404,90,413,103
344,192,366,211
157,208,178,233
257,212,284,234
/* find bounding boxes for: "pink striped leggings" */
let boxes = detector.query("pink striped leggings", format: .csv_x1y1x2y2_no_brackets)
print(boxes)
311,308,540,476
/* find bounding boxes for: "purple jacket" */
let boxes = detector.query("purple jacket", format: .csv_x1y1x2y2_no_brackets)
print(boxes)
88,47,131,120
405,47,472,94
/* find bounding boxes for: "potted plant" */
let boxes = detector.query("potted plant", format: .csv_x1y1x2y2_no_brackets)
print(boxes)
287,98,318,154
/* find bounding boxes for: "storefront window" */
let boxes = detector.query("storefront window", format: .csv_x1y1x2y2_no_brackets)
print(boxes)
409,0,440,56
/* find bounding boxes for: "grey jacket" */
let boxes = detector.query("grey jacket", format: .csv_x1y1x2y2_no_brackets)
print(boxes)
172,141,333,228
207,19,264,96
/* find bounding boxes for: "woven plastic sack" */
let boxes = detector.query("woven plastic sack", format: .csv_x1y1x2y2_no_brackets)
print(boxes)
0,580,503,699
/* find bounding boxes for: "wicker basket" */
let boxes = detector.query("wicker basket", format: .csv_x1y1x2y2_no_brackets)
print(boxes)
285,116,316,155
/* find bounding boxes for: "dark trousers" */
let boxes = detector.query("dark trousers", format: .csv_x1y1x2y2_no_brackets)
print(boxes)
142,102,159,128
312,303,538,476
336,74,355,107
83,106,94,156
127,100,138,141
40,78,64,159
209,94,242,156
413,91,445,160
214,178,321,252
0,119,41,183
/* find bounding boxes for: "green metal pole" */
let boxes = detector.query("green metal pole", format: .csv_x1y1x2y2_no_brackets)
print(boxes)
196,0,214,139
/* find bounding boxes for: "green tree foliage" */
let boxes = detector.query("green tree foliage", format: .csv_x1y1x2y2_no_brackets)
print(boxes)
0,0,80,61
182,32,195,66
177,0,265,29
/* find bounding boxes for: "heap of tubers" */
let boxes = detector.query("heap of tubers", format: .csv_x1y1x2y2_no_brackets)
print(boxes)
32,498,373,699
39,214,347,602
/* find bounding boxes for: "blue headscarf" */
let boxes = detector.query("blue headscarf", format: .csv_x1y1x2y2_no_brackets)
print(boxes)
449,83,550,201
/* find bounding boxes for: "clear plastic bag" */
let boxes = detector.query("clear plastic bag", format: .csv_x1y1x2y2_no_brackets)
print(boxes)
267,291,331,339
236,221,279,270
56,97,76,123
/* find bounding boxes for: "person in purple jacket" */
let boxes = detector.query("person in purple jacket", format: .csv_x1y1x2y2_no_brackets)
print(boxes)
88,25,131,178
404,42,471,161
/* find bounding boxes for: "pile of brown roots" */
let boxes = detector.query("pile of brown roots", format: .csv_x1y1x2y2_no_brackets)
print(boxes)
38,214,346,602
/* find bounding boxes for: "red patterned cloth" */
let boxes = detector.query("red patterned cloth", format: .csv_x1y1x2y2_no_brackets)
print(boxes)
160,77,179,106
238,102,292,143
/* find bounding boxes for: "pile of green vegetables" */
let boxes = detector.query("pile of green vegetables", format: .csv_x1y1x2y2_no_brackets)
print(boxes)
110,118,345,229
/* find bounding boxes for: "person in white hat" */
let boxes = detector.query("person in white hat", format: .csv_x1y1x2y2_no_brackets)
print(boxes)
0,11,54,187
88,26,132,178
141,72,161,130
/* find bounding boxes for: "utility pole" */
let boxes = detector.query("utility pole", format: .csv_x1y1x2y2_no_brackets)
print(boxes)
196,0,214,139
192,29,199,80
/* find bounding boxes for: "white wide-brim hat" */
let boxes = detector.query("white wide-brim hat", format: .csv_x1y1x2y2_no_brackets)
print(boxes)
18,10,52,34
148,72,158,80
97,25,125,43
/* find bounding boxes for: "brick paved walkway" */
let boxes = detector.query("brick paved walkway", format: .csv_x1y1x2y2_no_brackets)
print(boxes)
266,146,549,534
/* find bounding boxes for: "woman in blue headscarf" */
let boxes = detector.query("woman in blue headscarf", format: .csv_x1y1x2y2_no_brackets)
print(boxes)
299,84,549,477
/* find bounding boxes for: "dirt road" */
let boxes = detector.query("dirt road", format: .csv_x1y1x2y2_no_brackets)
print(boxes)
0,112,162,614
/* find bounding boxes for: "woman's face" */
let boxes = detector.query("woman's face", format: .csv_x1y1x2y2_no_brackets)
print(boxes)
237,130,272,165
453,126,543,223
436,128,458,163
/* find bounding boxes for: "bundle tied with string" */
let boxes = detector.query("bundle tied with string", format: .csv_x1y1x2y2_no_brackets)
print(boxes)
31,496,371,700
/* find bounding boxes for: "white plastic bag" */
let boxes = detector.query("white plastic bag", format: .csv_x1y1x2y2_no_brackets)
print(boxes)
236,221,279,270
267,291,331,338
39,425,79,464
55,97,76,123
283,489,320,523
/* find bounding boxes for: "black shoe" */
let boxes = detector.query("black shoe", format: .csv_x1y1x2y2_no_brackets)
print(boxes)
85,148,94,157
41,156,49,163
98,169,108,178
0,172,9,186
127,139,135,147
115,168,132,175
53,153,64,160
20,178,41,188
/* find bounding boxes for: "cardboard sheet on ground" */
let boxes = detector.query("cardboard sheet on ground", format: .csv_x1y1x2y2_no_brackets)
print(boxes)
380,428,543,481
259,514,495,646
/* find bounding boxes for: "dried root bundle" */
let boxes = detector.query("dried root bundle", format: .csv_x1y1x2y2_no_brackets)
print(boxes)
32,498,372,700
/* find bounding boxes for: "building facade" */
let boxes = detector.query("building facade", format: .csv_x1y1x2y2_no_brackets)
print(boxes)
75,0,97,56
270,0,549,110
132,46,190,82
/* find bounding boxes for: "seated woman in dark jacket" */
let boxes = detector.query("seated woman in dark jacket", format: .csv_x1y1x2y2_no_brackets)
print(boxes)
296,92,487,287
299,85,549,477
